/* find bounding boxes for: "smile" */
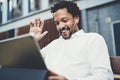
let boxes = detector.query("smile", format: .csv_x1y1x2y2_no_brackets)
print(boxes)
60,27,70,33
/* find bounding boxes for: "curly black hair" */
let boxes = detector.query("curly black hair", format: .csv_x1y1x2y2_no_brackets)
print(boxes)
51,1,82,29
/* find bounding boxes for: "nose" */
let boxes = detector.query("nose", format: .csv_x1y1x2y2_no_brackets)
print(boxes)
58,22,65,30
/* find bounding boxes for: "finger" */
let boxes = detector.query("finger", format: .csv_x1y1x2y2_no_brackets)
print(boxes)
34,22,36,27
30,21,33,28
37,20,44,33
35,18,37,27
48,76,67,80
39,31,48,38
48,70,58,76
37,17,40,22
40,20,44,30
37,18,41,27
48,76,66,80
48,76,60,80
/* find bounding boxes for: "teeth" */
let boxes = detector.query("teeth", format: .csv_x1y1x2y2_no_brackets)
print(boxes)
61,30,67,33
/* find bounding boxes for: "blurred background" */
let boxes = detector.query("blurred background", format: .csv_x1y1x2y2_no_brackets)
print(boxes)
0,0,120,56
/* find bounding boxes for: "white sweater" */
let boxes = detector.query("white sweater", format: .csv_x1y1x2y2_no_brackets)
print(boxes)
41,30,113,80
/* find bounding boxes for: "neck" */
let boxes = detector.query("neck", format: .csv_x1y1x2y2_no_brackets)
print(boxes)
74,25,79,33
75,26,79,32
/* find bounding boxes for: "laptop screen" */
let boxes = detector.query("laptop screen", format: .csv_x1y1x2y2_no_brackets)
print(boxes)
0,34,47,70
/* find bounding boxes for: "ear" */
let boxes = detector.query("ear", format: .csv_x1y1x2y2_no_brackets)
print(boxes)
75,19,78,24
74,16,79,24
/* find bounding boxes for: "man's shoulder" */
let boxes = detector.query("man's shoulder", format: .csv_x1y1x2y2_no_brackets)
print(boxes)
80,32,105,42
77,30,103,38
85,32,103,38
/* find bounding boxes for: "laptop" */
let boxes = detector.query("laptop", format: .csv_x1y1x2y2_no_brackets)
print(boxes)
0,34,49,80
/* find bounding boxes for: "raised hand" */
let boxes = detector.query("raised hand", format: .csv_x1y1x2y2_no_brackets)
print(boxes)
29,18,48,41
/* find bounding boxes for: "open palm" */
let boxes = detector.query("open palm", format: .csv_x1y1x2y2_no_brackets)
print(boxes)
29,18,48,41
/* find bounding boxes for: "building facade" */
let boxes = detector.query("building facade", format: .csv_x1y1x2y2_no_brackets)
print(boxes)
0,0,120,56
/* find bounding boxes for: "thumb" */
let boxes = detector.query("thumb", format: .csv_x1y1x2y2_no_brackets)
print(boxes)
35,31,48,41
42,31,48,37
39,31,48,39
48,70,58,76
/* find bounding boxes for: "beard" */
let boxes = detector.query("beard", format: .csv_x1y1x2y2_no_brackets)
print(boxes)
59,27,72,39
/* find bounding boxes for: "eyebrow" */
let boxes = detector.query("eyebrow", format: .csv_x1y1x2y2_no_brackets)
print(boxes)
62,17,68,20
54,17,69,22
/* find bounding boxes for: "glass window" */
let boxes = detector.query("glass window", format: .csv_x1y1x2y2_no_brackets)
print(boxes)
8,0,22,20
49,0,80,5
73,0,79,1
49,0,64,5
0,29,15,40
0,2,2,24
7,29,15,38
29,0,40,12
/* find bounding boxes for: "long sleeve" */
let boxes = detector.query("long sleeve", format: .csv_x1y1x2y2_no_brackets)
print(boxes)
40,31,114,80
74,34,114,80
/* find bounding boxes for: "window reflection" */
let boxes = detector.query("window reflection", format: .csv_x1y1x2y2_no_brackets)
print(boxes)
29,0,40,12
49,0,64,5
8,0,22,20
0,2,2,24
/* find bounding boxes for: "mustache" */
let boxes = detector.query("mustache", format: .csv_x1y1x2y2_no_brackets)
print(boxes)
59,27,70,33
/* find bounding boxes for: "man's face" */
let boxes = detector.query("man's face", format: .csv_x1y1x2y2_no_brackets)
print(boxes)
54,8,77,39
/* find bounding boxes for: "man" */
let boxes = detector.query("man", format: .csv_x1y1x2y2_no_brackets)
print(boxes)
29,1,113,80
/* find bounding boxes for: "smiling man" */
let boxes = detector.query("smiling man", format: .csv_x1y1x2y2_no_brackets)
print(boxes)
53,7,79,39
29,1,113,80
